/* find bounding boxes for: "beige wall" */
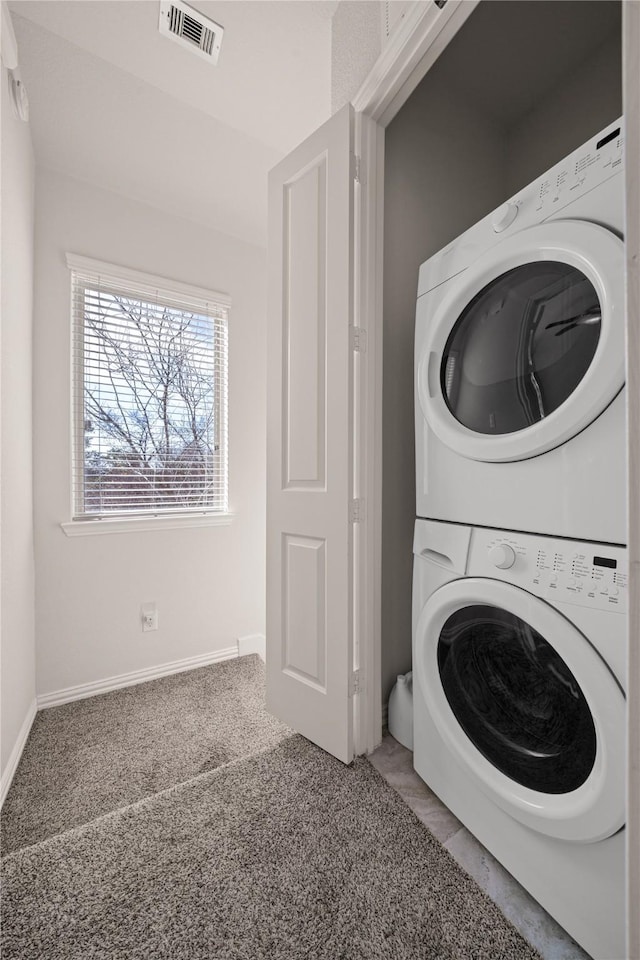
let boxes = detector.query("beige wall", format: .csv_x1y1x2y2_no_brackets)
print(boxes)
1,66,37,778
331,1,381,114
33,170,267,696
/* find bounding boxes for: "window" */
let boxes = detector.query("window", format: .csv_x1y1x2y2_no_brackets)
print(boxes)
68,255,229,523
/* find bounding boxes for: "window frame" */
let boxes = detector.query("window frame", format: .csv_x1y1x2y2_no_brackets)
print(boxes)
63,254,232,535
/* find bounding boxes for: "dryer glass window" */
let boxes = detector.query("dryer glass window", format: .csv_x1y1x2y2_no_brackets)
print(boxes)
437,604,597,793
441,262,601,435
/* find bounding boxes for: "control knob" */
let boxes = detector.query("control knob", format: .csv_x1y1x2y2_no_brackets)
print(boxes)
488,544,516,569
492,202,518,233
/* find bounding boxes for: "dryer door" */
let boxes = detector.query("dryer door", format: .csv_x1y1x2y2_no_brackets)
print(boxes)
414,577,626,842
416,221,625,462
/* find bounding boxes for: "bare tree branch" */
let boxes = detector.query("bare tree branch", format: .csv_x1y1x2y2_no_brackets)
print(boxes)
82,293,218,512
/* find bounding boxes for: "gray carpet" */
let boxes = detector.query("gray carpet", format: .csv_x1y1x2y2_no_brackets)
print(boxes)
1,654,291,855
1,735,541,960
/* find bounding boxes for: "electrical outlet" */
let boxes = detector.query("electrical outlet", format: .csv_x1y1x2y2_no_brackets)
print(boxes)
141,602,158,632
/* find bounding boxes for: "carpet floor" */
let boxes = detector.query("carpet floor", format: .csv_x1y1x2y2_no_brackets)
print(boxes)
1,735,541,960
1,655,291,855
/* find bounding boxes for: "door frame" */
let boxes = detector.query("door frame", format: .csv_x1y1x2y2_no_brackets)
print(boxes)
623,4,640,956
350,0,640,952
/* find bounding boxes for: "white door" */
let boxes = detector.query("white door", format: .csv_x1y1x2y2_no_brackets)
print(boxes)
266,104,355,763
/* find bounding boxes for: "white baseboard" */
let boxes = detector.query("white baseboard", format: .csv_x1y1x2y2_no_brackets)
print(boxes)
237,633,266,662
1,698,37,807
37,646,239,710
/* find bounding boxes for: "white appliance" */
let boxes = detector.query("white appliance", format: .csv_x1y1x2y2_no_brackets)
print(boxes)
414,120,626,544
412,518,627,960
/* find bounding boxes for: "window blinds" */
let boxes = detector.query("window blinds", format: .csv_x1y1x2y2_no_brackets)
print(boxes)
69,256,229,520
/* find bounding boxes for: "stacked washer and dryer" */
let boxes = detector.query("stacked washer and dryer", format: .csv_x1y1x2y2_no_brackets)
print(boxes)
412,120,627,960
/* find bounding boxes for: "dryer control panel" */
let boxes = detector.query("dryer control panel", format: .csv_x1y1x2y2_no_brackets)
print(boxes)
532,124,623,218
469,527,627,614
417,118,624,298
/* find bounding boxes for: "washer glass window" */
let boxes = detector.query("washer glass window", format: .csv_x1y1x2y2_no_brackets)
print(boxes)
441,262,601,435
437,603,597,793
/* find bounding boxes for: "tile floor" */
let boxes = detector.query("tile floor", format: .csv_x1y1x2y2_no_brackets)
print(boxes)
369,733,592,960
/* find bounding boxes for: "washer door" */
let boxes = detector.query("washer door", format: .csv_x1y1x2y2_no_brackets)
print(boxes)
416,221,624,462
414,578,625,842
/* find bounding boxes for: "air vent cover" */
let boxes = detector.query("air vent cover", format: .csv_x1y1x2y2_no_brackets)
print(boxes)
159,0,223,65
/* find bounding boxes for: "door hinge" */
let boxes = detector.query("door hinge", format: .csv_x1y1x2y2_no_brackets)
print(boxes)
351,153,361,183
349,498,366,523
349,669,363,697
350,325,367,354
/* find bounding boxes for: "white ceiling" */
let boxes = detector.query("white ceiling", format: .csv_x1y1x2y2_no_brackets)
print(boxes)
10,1,341,246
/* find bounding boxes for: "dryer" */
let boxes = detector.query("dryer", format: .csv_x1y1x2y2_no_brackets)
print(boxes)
414,119,626,544
412,517,627,960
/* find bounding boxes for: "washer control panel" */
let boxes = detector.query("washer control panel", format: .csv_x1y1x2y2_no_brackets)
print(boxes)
471,527,627,613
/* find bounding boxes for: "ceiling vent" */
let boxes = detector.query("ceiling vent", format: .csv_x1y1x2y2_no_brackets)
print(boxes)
159,0,224,65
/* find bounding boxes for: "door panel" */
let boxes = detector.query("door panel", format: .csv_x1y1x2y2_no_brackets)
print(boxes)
283,535,326,689
284,158,326,488
267,104,355,763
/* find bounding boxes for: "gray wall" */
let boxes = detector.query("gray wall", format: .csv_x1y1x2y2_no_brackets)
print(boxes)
382,73,507,702
506,34,622,196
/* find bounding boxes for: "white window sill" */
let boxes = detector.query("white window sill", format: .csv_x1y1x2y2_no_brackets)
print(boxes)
60,512,235,537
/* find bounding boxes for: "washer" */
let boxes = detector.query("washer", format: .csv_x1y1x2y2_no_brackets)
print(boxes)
415,119,626,544
412,518,627,960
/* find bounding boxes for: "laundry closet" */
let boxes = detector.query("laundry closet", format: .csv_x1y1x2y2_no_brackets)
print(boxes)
378,7,628,955
381,0,623,705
